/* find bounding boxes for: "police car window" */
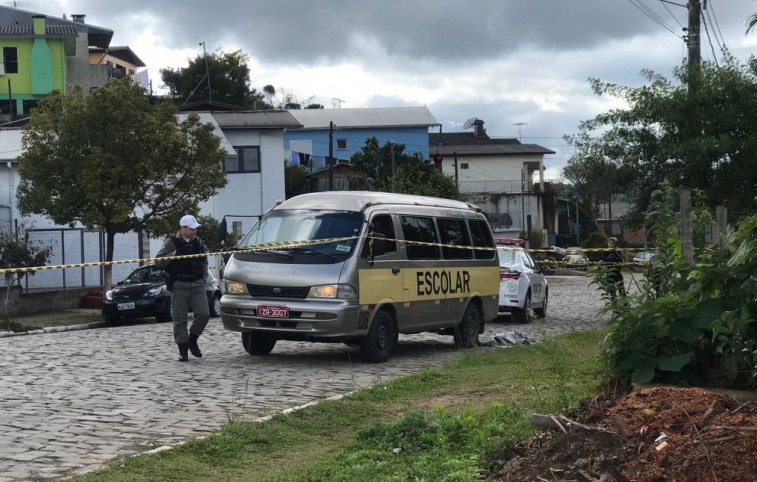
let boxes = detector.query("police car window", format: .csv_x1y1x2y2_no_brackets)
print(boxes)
400,216,440,260
361,214,397,257
468,219,496,259
524,252,536,269
437,218,472,259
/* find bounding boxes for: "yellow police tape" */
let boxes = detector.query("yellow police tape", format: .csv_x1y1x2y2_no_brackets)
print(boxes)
0,233,657,275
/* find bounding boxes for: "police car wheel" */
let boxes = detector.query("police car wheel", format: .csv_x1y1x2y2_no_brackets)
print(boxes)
534,291,548,319
359,310,396,363
454,303,480,349
242,332,277,355
512,293,531,324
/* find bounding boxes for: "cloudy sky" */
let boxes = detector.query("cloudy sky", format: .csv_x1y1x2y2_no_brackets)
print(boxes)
39,1,757,178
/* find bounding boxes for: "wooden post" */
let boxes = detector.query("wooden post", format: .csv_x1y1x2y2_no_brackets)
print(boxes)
680,188,693,264
716,205,727,245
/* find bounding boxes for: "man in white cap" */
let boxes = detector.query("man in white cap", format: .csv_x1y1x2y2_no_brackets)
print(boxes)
155,214,210,362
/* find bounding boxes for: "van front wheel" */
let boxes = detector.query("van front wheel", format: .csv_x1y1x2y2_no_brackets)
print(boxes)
242,332,276,355
359,310,396,363
454,302,481,348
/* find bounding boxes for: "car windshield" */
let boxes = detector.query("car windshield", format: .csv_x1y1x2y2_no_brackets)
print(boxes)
239,209,364,257
497,248,520,268
123,266,165,284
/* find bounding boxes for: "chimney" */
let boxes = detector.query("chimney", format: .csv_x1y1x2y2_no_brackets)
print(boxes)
473,119,487,138
71,14,86,23
32,15,46,36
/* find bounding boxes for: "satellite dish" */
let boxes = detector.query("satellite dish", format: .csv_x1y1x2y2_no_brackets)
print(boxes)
463,117,478,129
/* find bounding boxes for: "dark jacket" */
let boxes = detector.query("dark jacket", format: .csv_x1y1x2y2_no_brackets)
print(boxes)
155,234,208,284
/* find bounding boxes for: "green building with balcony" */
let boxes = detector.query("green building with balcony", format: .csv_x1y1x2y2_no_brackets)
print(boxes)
0,6,114,118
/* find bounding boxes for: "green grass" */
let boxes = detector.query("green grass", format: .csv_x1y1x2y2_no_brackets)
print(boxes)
67,329,605,482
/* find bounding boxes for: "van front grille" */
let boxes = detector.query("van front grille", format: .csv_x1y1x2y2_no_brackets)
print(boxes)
247,284,310,299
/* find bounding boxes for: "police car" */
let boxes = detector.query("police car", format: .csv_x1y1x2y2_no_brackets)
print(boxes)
495,238,548,323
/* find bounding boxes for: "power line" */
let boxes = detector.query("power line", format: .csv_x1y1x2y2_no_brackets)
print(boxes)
701,15,719,66
707,0,727,51
703,3,727,57
626,0,683,39
659,0,684,29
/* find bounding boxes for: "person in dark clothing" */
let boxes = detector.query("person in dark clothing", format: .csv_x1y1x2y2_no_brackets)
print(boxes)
603,236,626,300
155,214,210,362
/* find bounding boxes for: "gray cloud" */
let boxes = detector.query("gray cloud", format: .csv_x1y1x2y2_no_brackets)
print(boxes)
53,0,698,64
40,0,757,175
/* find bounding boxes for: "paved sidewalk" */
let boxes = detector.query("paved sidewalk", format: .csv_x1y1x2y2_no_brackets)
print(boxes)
0,275,608,481
0,309,105,338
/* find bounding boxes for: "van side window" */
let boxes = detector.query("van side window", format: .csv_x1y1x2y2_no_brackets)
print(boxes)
437,218,472,259
468,219,496,259
362,214,397,257
400,216,441,260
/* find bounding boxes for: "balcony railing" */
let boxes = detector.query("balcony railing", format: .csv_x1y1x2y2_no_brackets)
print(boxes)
457,180,551,194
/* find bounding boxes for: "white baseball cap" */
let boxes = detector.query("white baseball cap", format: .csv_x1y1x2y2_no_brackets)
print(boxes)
179,214,201,229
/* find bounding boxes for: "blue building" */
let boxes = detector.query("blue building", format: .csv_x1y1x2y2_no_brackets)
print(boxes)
285,106,439,170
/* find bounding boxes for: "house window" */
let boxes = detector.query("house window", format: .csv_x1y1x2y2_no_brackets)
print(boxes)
226,146,261,173
460,163,469,169
336,138,347,150
2,47,18,74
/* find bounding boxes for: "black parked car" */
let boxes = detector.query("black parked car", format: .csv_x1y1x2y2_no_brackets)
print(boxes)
102,264,222,324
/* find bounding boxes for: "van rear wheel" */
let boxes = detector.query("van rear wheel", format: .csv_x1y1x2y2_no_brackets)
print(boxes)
359,310,396,363
242,332,277,355
454,302,481,348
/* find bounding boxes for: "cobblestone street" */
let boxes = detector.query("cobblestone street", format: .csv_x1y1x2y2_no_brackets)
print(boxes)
0,275,607,481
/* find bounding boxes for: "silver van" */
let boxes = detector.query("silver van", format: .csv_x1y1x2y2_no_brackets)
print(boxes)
219,191,499,362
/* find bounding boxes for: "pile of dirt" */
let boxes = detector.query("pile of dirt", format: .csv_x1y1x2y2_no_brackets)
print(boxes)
490,386,757,482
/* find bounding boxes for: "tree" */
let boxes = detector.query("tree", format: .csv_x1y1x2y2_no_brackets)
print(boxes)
0,227,52,323
262,84,322,110
285,163,312,199
563,131,636,238
571,59,757,225
351,138,462,199
17,77,229,288
160,49,266,108
747,13,757,34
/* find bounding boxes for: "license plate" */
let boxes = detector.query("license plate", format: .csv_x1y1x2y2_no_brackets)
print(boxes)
257,305,289,318
117,302,135,311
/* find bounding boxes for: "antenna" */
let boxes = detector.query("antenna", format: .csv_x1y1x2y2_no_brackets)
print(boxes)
331,97,345,108
462,117,478,129
513,122,527,141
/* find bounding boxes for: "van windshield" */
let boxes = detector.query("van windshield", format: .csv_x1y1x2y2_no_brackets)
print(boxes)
239,209,364,256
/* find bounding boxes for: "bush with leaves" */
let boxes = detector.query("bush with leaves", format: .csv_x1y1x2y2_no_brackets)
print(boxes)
0,228,53,323
597,182,757,388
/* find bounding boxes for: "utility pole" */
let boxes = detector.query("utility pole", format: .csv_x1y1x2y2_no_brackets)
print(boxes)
328,121,334,191
200,41,212,103
453,152,459,189
680,0,701,265
389,141,395,192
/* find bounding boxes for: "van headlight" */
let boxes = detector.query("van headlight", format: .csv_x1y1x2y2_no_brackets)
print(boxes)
223,280,249,295
308,284,356,299
105,290,114,301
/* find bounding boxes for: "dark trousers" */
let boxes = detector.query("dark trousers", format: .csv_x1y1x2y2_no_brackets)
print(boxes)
171,279,210,344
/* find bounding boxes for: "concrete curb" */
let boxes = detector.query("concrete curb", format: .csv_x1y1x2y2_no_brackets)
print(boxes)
0,321,105,338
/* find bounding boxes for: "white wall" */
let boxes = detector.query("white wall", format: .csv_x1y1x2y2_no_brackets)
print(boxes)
442,154,544,188
198,129,286,240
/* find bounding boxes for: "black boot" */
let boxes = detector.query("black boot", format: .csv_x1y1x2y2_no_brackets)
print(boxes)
188,334,203,358
178,343,189,362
